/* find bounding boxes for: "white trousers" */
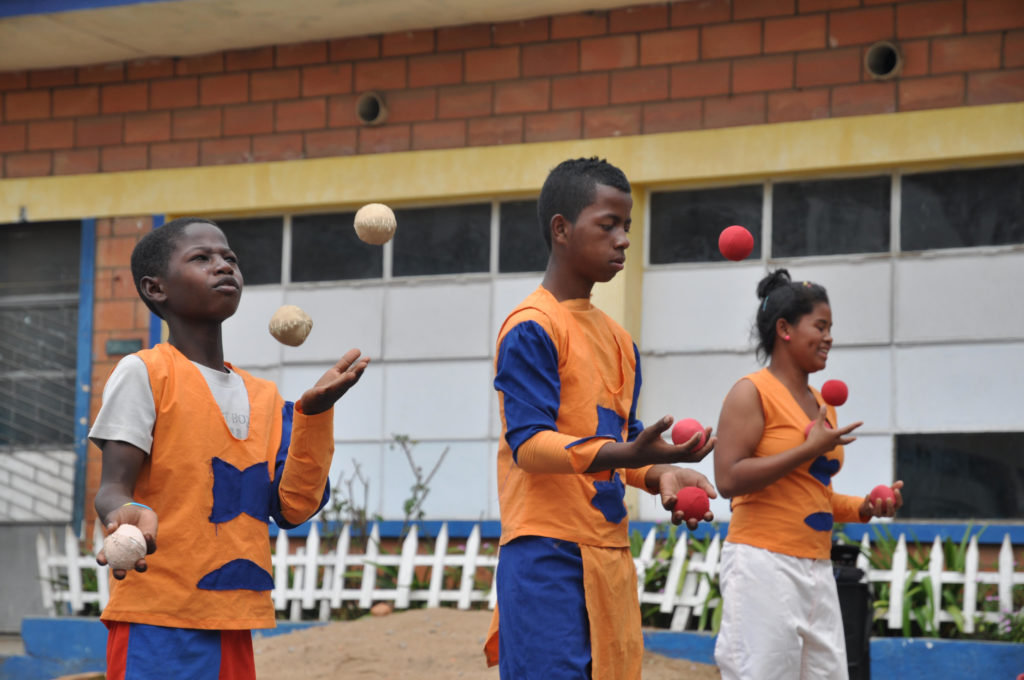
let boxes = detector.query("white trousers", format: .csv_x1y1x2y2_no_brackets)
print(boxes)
714,542,849,680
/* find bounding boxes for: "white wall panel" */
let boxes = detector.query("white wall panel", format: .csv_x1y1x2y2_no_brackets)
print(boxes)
491,276,542,349
279,363,385,442
787,260,892,345
379,440,493,520
383,360,492,440
323,442,385,519
223,286,285,367
385,282,491,359
284,286,384,363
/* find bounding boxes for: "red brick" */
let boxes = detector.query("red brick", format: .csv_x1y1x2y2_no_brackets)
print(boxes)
150,78,198,110
552,11,608,39
27,119,73,150
5,151,51,177
610,5,669,33
468,115,524,146
330,36,381,61
832,81,897,116
385,88,439,123
640,29,699,65
29,68,76,88
767,88,830,121
302,64,353,96
899,39,931,77
523,42,580,77
409,53,463,87
53,87,99,117
175,53,224,76
466,47,521,82
525,110,582,142
53,148,99,175
124,112,171,143
101,145,148,172
581,35,638,71
438,84,493,119
704,93,766,128
897,0,964,38
0,72,28,91
764,15,826,53
126,58,174,80
328,94,361,127
967,68,1024,104
702,22,763,59
276,41,328,67
0,123,26,152
436,25,491,52
642,99,703,133
796,48,862,86
583,105,641,138
899,74,965,109
382,30,435,56
611,67,670,103
101,82,148,114
252,133,303,162
96,234,136,269
494,18,549,45
172,109,221,139
734,0,796,19
670,61,731,97
495,79,551,113
197,73,247,106
798,0,858,10
358,124,411,153
966,0,1024,32
199,137,251,165
223,103,274,135
931,35,1002,72
553,73,610,109
354,59,407,91
829,7,896,47
670,0,731,27
5,90,50,121
1006,31,1024,68
275,99,326,131
76,116,122,146
412,119,466,150
226,48,274,72
78,64,124,84
732,55,794,93
150,141,198,168
251,70,301,102
304,128,357,158
94,300,137,330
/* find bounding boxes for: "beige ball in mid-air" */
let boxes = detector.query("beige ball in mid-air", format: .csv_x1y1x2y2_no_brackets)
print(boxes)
354,203,397,245
103,524,147,571
269,305,313,347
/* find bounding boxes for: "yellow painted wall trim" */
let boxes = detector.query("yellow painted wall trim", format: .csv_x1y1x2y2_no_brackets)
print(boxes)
2,102,1022,223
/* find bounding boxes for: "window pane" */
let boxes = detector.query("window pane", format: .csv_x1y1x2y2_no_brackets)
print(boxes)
0,221,80,295
393,204,491,277
649,186,762,264
291,213,383,282
499,200,547,273
895,433,1024,520
217,217,283,285
772,176,890,257
901,164,1024,251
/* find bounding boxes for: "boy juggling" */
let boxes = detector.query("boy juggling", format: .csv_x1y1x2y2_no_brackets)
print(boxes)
90,217,369,679
484,157,717,679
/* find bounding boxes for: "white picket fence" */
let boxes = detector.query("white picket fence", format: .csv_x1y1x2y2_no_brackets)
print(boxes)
37,520,1023,634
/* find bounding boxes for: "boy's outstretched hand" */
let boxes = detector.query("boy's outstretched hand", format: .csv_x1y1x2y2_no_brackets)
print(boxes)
297,349,371,415
96,502,158,580
653,466,718,529
636,415,716,464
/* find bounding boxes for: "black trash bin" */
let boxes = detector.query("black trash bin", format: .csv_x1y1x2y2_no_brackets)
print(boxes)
832,543,872,680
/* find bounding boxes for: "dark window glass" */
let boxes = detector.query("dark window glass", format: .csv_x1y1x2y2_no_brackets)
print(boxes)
901,165,1024,251
393,204,491,277
0,221,80,295
217,217,283,285
499,200,547,273
895,433,1024,520
772,176,890,257
649,186,762,264
291,212,383,282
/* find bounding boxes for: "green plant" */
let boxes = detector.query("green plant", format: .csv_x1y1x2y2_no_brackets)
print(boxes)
391,434,449,539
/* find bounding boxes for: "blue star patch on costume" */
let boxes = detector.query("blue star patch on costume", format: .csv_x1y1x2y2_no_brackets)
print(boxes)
209,458,271,524
197,558,274,591
804,512,834,532
808,456,841,487
595,405,626,442
591,472,628,524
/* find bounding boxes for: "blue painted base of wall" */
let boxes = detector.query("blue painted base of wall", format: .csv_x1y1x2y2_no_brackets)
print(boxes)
0,618,321,680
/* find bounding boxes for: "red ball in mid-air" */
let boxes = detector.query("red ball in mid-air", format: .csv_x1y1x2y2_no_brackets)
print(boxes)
821,380,848,406
870,484,895,508
674,487,710,522
671,417,707,449
718,225,754,261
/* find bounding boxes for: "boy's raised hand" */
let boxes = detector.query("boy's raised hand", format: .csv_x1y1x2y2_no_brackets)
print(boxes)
638,415,716,464
297,349,371,415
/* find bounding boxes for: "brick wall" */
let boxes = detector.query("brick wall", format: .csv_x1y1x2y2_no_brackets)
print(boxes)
1,0,1023,180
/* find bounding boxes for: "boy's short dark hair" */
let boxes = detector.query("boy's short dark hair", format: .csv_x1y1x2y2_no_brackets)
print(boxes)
537,157,631,250
131,217,220,318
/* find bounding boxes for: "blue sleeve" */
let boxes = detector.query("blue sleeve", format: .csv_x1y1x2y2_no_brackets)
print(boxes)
269,401,330,529
494,320,560,461
627,343,644,442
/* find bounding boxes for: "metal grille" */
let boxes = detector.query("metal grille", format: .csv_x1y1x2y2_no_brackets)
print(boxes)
0,295,78,448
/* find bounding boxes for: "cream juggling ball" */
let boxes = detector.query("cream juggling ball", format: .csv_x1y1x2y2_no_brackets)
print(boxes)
353,203,397,245
268,305,313,346
103,524,147,570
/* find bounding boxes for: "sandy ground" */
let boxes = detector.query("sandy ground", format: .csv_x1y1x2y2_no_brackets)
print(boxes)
253,608,720,679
